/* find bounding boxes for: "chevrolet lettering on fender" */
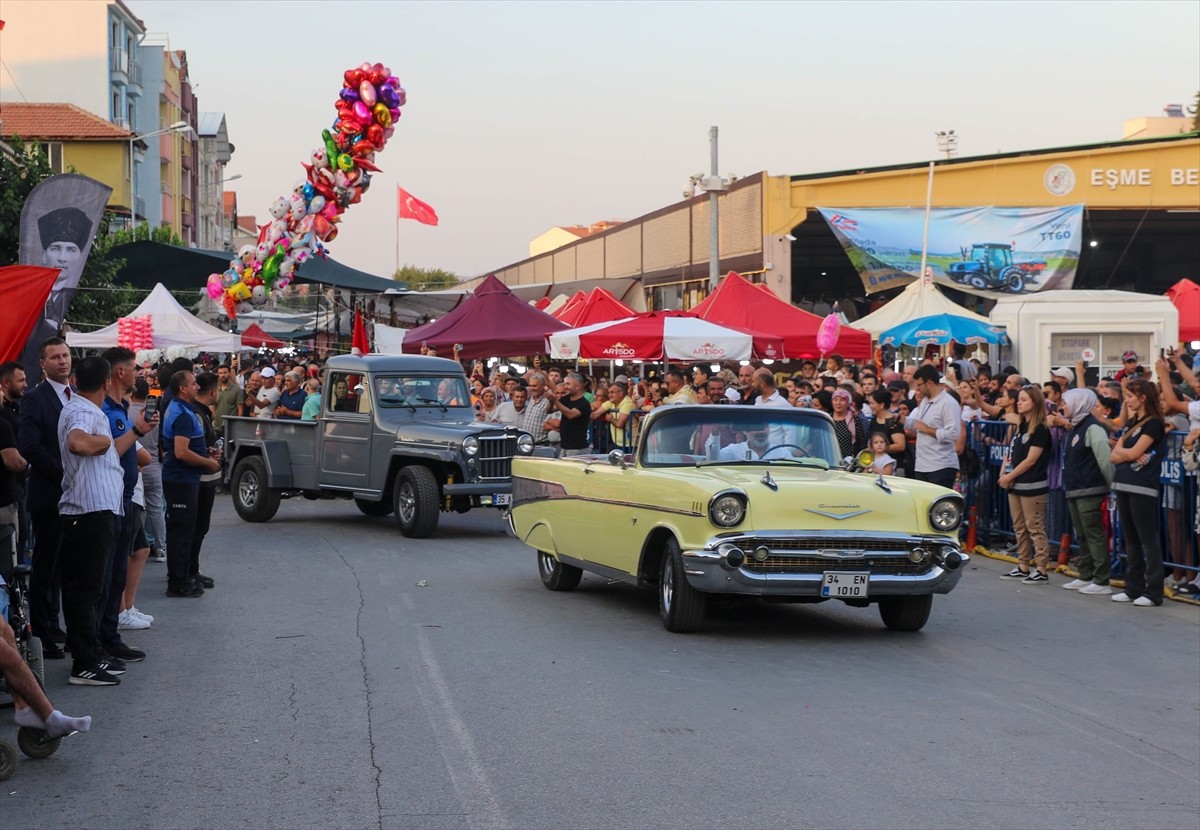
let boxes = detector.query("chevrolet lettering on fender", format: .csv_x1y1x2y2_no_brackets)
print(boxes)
509,406,967,632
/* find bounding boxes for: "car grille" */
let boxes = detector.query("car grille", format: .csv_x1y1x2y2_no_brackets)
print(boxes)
478,434,516,481
743,555,932,575
730,537,936,575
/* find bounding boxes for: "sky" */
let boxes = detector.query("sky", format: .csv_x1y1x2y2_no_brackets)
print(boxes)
132,0,1200,281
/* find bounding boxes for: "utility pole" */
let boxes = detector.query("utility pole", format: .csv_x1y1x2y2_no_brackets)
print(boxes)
690,127,730,292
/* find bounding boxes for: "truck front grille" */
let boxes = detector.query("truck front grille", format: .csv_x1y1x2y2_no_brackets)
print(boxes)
478,434,516,480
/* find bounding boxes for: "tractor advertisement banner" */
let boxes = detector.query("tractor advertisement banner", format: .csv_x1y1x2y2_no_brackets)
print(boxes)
816,205,1084,297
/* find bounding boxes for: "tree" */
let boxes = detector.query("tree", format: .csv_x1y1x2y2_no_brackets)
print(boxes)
393,263,460,291
1191,90,1200,132
0,140,53,265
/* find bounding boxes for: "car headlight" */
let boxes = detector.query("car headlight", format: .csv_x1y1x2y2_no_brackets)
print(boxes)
516,433,534,454
709,491,746,528
928,496,963,532
463,436,479,456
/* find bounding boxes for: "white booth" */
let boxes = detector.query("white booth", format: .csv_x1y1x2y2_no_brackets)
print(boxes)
989,289,1180,383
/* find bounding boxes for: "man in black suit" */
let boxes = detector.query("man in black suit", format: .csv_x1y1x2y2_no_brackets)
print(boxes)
17,338,72,659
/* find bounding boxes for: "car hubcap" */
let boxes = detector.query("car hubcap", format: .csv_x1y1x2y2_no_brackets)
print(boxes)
662,559,673,611
398,483,415,523
540,552,555,576
239,472,258,507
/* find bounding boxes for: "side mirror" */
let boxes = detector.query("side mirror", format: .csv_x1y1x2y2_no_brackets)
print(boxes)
608,449,627,469
353,384,365,395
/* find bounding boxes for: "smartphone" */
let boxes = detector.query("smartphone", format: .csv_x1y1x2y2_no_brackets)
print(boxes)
144,396,159,419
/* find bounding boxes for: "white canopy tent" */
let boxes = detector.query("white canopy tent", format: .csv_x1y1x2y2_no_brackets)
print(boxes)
852,278,989,338
67,283,243,351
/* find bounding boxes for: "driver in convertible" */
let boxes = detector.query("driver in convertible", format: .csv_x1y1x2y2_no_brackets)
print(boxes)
716,424,795,461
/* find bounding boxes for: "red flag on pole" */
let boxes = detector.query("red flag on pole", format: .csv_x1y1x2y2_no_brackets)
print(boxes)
397,185,439,226
351,309,370,356
0,265,60,362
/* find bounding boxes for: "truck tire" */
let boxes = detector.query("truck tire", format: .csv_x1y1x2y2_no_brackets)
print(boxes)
355,498,393,518
394,466,439,538
232,456,282,522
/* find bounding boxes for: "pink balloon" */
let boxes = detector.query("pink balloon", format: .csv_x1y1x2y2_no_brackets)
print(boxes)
353,101,371,124
359,79,377,107
816,313,841,355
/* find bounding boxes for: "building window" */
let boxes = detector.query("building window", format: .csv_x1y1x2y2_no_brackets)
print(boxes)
36,143,63,175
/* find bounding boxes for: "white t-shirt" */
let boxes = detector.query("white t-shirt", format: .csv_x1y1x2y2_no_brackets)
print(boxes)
1189,400,1200,431
870,452,896,474
253,386,280,419
754,390,793,409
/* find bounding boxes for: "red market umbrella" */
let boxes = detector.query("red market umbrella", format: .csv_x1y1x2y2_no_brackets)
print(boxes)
241,322,285,349
552,290,587,320
1166,278,1200,343
556,287,636,327
692,271,872,359
547,310,785,362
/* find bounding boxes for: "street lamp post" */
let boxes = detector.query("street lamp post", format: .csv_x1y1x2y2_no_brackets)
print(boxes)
128,119,191,229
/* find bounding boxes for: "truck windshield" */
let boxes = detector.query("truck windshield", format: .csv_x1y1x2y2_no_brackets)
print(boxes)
374,375,472,407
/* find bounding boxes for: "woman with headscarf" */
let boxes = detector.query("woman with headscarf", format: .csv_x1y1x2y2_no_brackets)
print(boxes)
830,387,868,460
475,387,501,423
1053,389,1116,595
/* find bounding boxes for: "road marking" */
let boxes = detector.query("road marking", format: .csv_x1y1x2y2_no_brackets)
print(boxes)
414,630,509,830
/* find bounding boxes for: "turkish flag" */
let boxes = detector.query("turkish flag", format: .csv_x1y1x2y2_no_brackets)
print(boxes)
397,185,439,226
0,266,60,362
351,309,370,356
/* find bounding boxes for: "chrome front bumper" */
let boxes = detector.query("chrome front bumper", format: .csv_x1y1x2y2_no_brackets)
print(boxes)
681,532,968,597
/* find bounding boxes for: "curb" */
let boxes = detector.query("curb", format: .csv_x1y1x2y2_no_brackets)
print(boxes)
974,545,1200,607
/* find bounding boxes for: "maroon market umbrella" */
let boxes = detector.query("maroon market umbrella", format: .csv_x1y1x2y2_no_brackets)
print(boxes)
401,274,569,359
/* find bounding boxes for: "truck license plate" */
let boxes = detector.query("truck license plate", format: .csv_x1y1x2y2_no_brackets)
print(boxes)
821,572,870,598
492,494,511,506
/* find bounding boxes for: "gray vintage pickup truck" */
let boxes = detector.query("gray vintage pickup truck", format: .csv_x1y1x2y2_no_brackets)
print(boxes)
223,354,534,537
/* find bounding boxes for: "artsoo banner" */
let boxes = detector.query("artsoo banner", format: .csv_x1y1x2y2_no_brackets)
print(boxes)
817,205,1084,297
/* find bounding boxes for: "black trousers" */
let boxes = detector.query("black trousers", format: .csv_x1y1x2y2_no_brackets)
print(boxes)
28,507,63,639
191,483,217,577
163,480,199,588
97,497,134,647
60,511,116,667
1116,491,1164,604
916,467,958,490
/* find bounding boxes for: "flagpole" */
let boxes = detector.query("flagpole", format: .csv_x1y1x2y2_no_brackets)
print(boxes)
395,212,400,278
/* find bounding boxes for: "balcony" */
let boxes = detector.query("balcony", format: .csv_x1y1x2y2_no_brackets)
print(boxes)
128,62,143,96
110,46,130,80
180,148,193,171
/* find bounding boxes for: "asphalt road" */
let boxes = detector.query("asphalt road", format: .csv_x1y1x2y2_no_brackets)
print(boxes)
3,497,1198,830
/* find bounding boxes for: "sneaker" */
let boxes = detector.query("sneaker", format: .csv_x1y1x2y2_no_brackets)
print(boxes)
1132,596,1157,607
128,606,155,624
98,656,126,675
104,642,146,662
118,610,151,630
148,548,166,563
1111,592,1132,602
69,664,120,686
1001,568,1030,579
1079,582,1113,596
1176,583,1200,596
1062,578,1089,590
1022,571,1049,584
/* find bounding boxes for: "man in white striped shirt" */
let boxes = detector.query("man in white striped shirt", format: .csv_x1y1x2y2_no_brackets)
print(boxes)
58,356,126,686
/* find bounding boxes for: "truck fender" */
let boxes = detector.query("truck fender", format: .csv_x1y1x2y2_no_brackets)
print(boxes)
231,441,295,489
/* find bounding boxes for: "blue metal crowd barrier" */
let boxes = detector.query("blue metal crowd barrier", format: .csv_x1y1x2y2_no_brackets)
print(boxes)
963,420,1198,578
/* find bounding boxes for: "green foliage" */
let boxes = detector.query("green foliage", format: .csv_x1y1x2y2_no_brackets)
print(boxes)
393,263,460,291
1191,91,1200,132
0,140,54,265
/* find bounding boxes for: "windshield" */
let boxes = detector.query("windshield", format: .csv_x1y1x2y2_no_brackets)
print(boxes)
374,375,472,408
639,407,840,467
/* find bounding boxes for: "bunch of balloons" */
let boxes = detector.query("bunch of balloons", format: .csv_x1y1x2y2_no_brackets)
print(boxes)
207,62,406,319
116,315,154,351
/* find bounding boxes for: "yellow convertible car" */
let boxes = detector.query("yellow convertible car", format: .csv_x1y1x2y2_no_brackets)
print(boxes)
509,405,967,633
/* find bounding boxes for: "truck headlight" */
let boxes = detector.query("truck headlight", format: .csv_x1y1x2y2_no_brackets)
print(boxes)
463,436,479,457
709,491,746,528
516,434,534,454
928,496,963,532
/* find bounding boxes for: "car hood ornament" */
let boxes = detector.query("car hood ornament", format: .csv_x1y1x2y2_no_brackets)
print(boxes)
760,470,778,491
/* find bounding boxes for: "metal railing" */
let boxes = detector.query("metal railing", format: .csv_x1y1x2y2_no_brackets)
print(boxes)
963,420,1198,578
